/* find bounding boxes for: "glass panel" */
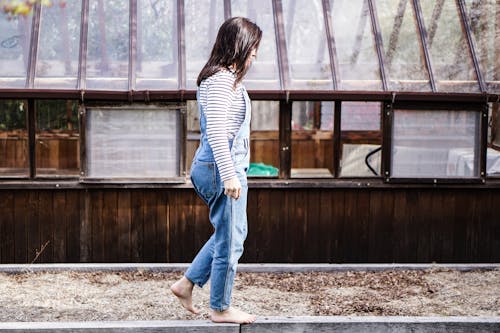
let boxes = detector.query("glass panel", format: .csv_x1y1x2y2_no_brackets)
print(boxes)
36,100,79,176
375,0,431,91
232,0,280,89
185,0,225,89
340,102,381,177
486,103,500,176
86,105,181,178
136,0,178,90
35,1,82,88
282,0,333,89
291,101,334,178
249,101,279,177
0,100,28,176
330,0,382,90
464,0,499,93
86,0,129,90
421,0,480,93
0,12,32,88
391,109,480,178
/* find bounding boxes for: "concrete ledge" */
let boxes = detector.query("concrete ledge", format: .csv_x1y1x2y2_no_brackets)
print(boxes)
0,317,498,333
0,320,238,332
0,263,499,273
243,316,500,333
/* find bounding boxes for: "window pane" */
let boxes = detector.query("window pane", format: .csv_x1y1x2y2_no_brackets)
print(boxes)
249,101,279,177
36,100,79,176
0,13,32,88
391,109,480,178
489,102,500,176
291,101,334,178
232,0,280,89
86,0,129,90
86,105,182,178
136,0,178,89
282,0,333,89
35,1,82,88
375,0,431,91
331,0,382,90
464,0,499,93
0,100,28,176
340,102,381,177
421,0,480,93
185,0,224,89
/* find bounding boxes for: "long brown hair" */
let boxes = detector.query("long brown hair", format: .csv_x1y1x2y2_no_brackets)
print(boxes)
197,17,262,87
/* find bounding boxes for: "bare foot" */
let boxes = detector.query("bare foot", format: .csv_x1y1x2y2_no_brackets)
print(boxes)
210,307,256,324
170,276,200,314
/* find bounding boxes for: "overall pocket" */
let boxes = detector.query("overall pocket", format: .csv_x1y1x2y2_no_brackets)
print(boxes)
190,160,217,204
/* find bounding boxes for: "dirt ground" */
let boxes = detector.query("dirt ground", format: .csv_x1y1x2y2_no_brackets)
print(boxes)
0,268,498,322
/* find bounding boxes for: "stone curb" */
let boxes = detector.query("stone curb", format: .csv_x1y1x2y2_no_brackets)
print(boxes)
0,263,499,273
0,317,499,332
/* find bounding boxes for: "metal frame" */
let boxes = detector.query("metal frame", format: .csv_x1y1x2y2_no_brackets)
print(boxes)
26,3,42,88
321,0,339,90
272,0,289,90
77,0,90,90
412,0,437,92
128,0,137,91
367,0,388,91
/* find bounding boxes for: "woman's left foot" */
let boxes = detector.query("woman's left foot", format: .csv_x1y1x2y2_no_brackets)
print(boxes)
170,276,200,314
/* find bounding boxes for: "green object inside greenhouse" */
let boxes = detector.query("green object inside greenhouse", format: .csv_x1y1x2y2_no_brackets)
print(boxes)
247,162,279,177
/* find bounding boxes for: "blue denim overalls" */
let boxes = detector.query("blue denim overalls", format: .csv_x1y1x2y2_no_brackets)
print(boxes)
185,84,251,311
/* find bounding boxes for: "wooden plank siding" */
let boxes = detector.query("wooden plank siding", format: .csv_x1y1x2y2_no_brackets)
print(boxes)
0,188,498,263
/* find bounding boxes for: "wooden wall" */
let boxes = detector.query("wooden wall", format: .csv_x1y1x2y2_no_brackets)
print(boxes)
0,187,498,264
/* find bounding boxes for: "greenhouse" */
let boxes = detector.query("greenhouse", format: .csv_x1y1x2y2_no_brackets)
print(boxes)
0,0,499,265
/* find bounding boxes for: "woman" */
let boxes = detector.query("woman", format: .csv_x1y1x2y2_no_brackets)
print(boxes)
171,17,262,324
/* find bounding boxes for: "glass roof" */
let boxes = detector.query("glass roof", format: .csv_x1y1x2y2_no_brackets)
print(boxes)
0,0,498,94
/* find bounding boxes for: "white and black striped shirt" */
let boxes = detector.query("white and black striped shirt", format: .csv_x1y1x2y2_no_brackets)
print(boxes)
199,69,246,181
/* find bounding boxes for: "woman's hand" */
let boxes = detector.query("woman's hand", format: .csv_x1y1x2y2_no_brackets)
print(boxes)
224,176,241,200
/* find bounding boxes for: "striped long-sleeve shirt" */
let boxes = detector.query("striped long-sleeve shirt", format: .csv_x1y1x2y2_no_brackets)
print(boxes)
198,69,246,181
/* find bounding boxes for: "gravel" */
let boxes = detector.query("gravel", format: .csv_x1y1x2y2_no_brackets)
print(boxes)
0,268,498,322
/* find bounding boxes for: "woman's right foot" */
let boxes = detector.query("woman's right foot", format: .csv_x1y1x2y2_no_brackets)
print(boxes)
170,276,200,314
210,307,256,324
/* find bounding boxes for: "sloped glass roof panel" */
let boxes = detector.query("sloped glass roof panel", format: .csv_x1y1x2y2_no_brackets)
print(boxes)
282,0,333,90
232,0,280,90
464,0,499,93
35,2,82,89
0,13,32,88
185,0,225,89
375,0,431,92
136,0,178,90
330,0,382,90
421,0,480,93
86,0,130,90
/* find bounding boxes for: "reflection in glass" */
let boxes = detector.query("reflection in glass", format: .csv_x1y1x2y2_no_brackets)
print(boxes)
232,0,280,89
420,0,479,92
136,0,178,89
0,13,32,88
330,0,382,90
86,0,129,90
36,100,79,176
35,1,82,88
391,110,480,178
375,0,430,91
464,0,498,93
0,100,28,176
282,0,333,89
185,0,224,89
340,102,381,177
291,101,334,178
